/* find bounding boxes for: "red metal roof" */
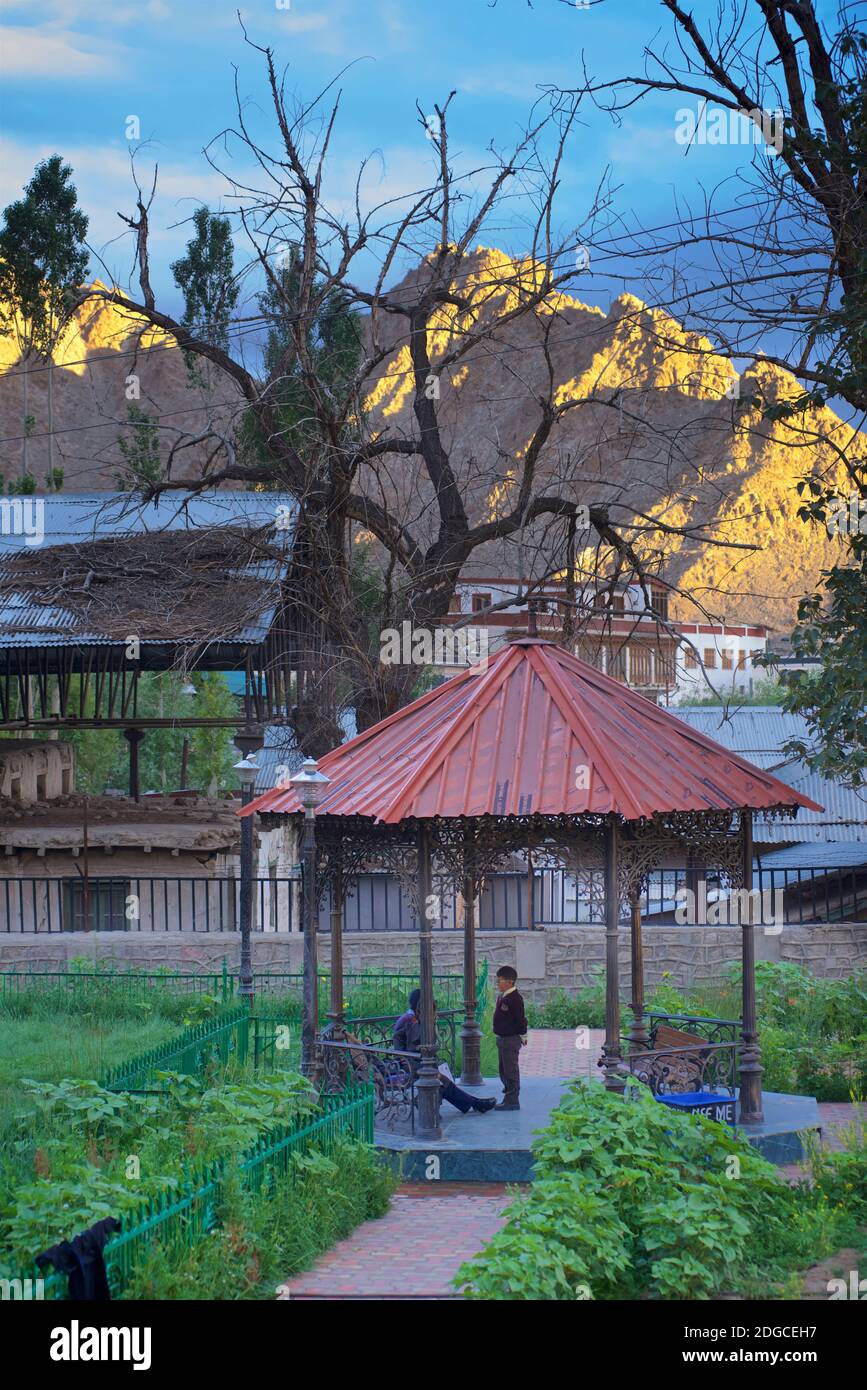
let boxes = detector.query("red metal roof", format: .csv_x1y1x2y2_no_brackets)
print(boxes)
241,639,824,824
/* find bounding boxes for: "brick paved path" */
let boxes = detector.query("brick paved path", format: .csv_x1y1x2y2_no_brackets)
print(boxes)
277,1031,600,1300
276,1184,511,1300
276,1033,865,1297
521,1026,604,1078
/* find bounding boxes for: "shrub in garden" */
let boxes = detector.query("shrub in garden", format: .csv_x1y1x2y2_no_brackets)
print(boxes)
526,974,608,1030
121,1138,395,1300
0,1071,317,1269
456,1081,803,1300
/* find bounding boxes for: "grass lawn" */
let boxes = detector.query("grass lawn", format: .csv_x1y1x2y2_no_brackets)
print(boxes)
0,1014,181,1132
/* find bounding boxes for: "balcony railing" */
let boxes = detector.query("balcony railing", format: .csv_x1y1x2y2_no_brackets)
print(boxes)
0,862,862,932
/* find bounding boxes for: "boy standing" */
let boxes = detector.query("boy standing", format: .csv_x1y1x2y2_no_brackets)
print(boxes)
493,965,528,1110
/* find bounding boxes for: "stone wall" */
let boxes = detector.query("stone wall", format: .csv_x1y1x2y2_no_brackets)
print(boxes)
0,923,863,998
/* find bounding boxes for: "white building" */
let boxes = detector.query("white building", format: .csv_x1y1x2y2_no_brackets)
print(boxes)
673,621,770,703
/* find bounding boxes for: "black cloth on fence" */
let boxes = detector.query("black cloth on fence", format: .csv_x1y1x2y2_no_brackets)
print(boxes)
36,1215,122,1300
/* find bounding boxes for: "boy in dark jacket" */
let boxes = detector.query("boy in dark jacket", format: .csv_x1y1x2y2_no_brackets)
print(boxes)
492,966,528,1110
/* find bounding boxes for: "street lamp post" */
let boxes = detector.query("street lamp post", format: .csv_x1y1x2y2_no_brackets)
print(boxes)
234,754,259,1003
289,758,331,1078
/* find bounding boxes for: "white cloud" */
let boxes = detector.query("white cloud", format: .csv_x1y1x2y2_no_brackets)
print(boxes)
0,1,169,22
0,24,125,77
0,138,237,292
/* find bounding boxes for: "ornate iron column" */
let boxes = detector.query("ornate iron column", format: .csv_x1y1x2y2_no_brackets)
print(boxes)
627,893,649,1050
416,822,443,1139
233,753,259,1003
289,760,330,1080
459,839,483,1086
328,861,346,1038
602,815,625,1091
738,809,764,1122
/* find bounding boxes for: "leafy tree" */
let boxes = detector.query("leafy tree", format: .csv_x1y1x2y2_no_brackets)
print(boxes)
1,673,238,795
238,244,363,475
171,206,238,388
114,404,162,489
0,156,89,479
766,497,867,786
184,673,239,793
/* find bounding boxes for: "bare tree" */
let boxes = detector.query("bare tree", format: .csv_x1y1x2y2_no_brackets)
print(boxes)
553,0,867,781
77,29,754,754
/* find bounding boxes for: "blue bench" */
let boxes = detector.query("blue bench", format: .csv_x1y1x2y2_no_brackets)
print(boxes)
657,1091,736,1125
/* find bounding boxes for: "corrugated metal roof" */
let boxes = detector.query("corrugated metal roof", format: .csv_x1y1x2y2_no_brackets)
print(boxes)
754,841,867,870
0,495,292,648
252,710,359,794
666,706,807,769
243,640,822,824
670,708,867,843
0,491,297,552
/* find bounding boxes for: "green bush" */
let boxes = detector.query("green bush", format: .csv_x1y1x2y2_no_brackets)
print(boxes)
121,1138,394,1300
646,962,867,1102
526,974,608,1029
0,1070,317,1266
456,1082,806,1300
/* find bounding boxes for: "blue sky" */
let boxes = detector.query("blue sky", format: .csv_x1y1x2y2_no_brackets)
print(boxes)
0,0,838,328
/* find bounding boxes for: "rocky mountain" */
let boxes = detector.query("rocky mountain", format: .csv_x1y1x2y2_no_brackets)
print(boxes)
1,253,861,631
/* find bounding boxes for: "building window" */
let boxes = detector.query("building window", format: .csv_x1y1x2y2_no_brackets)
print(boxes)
703,648,717,669
596,591,625,613
63,879,130,932
684,648,698,670
630,646,654,685
448,593,462,614
654,591,670,622
737,650,747,670
721,649,733,671
471,592,491,614
9,775,21,800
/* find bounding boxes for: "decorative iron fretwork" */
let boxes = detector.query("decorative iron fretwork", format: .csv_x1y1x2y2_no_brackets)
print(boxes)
428,814,608,900
319,1037,417,1130
647,1013,739,1047
341,1009,459,1073
618,811,746,902
625,1041,739,1097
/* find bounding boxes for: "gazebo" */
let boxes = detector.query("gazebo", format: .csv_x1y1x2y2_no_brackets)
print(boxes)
241,638,822,1139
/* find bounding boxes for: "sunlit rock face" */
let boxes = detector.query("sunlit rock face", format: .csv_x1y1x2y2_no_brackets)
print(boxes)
0,283,244,488
361,247,863,627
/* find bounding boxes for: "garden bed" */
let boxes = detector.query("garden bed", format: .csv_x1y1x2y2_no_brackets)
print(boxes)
0,978,387,1299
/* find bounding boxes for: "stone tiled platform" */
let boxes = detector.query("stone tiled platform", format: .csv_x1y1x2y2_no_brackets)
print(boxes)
376,1078,822,1179
376,1076,568,1181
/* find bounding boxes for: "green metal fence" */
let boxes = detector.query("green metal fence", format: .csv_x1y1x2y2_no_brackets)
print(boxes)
0,960,487,1021
0,962,232,1003
7,1081,374,1301
100,1006,251,1091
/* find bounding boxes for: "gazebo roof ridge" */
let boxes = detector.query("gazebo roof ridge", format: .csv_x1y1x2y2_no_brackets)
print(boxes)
241,637,823,825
